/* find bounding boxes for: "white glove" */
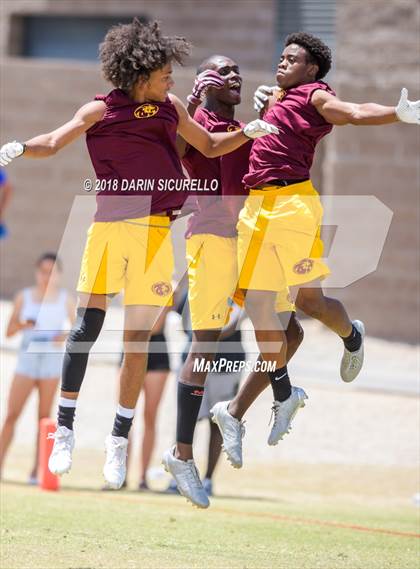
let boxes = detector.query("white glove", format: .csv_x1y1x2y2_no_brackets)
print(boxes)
0,141,25,166
395,88,420,125
243,119,279,139
253,85,277,112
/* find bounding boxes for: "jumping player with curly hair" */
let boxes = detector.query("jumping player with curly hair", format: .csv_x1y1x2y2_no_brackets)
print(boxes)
211,32,420,471
0,19,277,490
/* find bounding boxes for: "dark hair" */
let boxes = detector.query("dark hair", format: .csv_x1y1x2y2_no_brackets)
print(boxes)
100,19,191,92
285,32,332,80
36,252,62,271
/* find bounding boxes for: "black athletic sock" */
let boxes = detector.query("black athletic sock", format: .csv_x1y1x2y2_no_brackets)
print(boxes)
111,414,134,439
176,381,204,445
268,365,292,402
342,324,362,352
57,406,76,430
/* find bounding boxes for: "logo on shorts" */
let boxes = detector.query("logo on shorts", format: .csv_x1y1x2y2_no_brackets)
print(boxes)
151,281,172,296
227,124,241,132
134,104,159,119
293,258,314,275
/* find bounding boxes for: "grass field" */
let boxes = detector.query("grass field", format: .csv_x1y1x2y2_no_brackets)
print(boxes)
1,456,419,569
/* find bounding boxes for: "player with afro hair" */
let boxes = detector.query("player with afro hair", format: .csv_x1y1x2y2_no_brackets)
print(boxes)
0,18,278,502
100,19,191,92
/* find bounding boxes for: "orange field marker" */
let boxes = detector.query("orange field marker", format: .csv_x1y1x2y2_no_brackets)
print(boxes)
38,418,59,491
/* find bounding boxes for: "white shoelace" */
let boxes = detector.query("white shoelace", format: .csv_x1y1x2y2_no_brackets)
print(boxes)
269,403,280,427
107,440,127,466
349,355,360,370
227,416,246,439
184,462,202,489
47,431,72,452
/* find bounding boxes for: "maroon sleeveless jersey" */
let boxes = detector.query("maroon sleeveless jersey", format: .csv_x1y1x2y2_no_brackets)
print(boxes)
243,81,335,188
182,107,251,237
86,90,185,221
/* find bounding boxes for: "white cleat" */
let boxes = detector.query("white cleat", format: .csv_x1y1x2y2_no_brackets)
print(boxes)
210,401,245,469
103,435,128,490
340,320,365,383
268,386,308,446
162,446,209,509
48,426,75,475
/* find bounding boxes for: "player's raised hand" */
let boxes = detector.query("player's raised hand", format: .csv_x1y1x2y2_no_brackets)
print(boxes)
187,70,226,105
253,85,277,113
0,141,25,166
243,119,279,139
396,88,420,125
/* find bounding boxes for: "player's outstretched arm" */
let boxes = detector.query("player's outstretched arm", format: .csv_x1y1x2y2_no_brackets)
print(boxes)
0,100,106,166
170,94,279,158
312,88,420,126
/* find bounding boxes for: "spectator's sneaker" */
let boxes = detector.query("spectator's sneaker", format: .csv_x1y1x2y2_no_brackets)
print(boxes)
340,320,365,382
268,387,308,446
138,481,150,492
202,477,213,497
162,446,209,509
210,401,245,469
103,435,128,490
48,426,74,475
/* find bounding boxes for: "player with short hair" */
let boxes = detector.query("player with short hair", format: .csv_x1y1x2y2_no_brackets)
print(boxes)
0,19,277,490
162,55,304,508
212,32,420,467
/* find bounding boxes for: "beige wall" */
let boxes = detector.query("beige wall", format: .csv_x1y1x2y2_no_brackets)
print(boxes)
0,0,276,70
323,0,420,342
0,0,419,342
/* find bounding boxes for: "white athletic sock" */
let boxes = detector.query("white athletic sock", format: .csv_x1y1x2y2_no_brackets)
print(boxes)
59,397,77,408
116,404,135,419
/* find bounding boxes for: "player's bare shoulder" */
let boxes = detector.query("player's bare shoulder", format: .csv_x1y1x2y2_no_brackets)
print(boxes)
75,100,107,125
311,88,335,107
168,93,182,106
168,94,188,119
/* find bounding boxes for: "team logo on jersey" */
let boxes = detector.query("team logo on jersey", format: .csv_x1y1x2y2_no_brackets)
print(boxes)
276,89,287,102
151,281,172,296
134,103,159,119
293,258,314,275
227,124,241,132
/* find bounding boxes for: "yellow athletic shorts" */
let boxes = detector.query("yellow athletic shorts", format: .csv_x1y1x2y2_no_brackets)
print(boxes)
237,180,330,292
186,234,295,330
77,216,174,306
186,234,238,330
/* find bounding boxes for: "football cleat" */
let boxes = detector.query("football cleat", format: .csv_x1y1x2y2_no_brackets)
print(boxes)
162,446,209,509
48,425,75,475
268,386,308,446
210,400,245,469
340,320,365,382
103,435,128,490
